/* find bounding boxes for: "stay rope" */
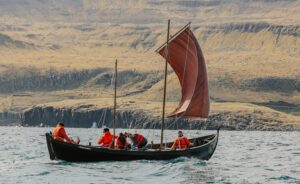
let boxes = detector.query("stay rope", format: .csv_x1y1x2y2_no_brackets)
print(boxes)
97,70,115,128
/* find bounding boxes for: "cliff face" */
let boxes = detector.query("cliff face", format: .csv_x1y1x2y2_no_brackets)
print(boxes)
0,68,107,93
0,33,35,48
205,23,300,36
22,105,299,131
198,23,300,53
0,111,21,125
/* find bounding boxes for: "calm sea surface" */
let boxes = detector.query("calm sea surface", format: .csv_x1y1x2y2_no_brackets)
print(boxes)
0,127,299,184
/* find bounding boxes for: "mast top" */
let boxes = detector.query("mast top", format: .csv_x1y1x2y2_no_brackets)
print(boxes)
155,22,191,53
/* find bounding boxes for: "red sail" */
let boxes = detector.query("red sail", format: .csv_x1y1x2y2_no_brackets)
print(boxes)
157,27,210,118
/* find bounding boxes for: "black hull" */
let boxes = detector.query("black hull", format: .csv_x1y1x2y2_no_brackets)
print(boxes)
46,130,219,162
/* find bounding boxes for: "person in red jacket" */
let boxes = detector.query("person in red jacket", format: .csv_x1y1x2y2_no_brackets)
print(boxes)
115,132,130,149
53,123,80,144
126,132,148,149
98,128,113,148
171,131,193,150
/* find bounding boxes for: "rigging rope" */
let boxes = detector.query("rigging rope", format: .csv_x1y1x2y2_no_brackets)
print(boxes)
97,70,115,128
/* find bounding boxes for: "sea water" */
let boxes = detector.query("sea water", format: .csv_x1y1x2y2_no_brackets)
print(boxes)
0,127,299,184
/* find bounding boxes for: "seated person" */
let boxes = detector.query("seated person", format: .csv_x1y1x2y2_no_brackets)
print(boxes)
53,123,80,144
126,132,148,149
115,132,130,149
171,131,193,150
98,128,113,147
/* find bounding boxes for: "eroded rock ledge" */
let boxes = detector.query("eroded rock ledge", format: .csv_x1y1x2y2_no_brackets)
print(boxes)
21,105,300,131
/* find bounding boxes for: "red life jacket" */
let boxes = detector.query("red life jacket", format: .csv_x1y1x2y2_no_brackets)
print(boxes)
115,135,128,149
53,125,72,142
98,131,113,147
173,136,191,149
136,133,145,146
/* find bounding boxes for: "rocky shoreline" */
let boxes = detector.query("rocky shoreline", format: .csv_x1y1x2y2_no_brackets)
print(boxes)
10,105,298,131
0,111,21,126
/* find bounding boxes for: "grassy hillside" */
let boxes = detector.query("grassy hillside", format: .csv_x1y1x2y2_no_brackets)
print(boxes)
0,0,299,127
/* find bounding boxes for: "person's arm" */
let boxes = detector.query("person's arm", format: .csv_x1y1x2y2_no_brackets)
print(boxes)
171,139,178,150
109,136,115,148
60,128,72,143
185,137,193,147
98,135,104,145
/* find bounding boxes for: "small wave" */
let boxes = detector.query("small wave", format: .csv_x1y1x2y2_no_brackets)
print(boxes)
37,171,50,176
193,161,207,166
44,160,75,166
264,168,274,171
136,156,190,164
275,143,290,146
269,175,297,181
23,171,50,177
167,157,191,163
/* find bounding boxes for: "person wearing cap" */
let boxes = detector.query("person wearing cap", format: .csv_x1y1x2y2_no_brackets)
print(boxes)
53,123,80,144
171,131,193,150
98,128,113,148
126,132,148,149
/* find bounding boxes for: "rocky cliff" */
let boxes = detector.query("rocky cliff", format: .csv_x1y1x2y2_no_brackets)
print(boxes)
0,111,21,125
0,68,106,93
22,105,299,131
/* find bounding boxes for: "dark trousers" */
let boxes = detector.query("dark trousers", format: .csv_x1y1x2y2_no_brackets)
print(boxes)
138,138,148,148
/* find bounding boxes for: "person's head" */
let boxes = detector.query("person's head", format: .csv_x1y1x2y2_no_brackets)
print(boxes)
119,132,124,136
103,128,110,133
178,130,183,137
58,123,64,127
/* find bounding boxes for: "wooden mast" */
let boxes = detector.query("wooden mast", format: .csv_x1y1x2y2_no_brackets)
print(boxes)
160,20,170,149
112,59,118,149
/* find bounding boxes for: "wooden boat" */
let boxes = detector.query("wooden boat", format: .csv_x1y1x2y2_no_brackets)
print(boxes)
46,130,218,162
46,20,219,162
